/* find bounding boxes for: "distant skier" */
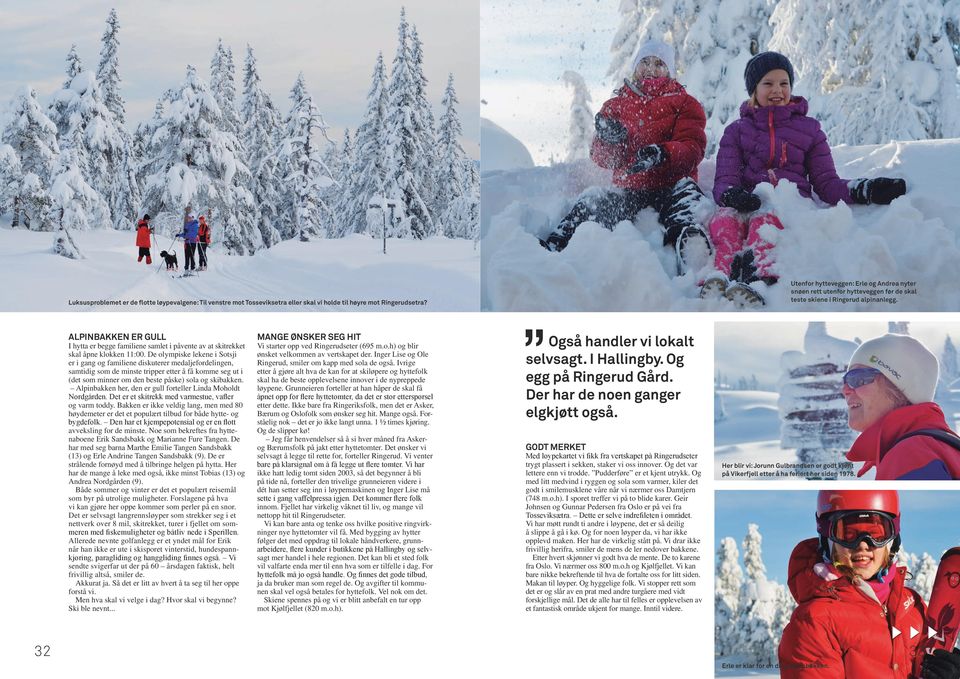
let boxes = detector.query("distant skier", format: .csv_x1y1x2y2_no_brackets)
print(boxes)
704,51,908,305
177,212,200,271
541,39,711,274
135,214,153,265
841,333,960,480
778,490,960,678
197,214,211,271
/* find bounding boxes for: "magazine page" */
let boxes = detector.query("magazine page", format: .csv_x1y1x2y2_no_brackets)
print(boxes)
1,311,713,677
4,0,960,678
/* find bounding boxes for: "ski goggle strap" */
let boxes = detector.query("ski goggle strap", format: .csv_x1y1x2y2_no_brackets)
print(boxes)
842,367,883,390
826,511,898,549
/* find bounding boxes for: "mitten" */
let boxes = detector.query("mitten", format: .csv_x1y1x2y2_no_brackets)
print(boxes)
594,114,627,145
923,648,960,679
627,144,665,174
850,177,907,205
721,187,762,213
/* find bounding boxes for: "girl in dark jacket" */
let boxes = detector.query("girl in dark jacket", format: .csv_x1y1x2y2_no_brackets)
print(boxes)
704,52,907,305
542,39,711,275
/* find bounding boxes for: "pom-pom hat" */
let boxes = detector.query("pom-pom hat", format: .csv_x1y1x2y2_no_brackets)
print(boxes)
631,39,676,78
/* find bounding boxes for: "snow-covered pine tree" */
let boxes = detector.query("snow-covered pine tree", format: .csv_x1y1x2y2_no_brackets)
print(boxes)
140,65,260,254
714,390,727,423
49,47,85,140
913,552,939,602
734,524,781,665
341,127,354,178
96,8,126,126
241,45,282,247
715,537,743,657
49,140,110,255
0,145,23,217
277,73,335,241
2,86,60,229
408,25,437,234
111,142,141,230
433,74,478,239
211,39,241,139
337,53,388,237
779,322,858,479
65,45,84,88
50,72,125,228
943,336,959,389
561,70,593,163
382,9,435,239
771,0,960,144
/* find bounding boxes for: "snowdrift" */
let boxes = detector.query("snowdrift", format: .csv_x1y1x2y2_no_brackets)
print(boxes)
482,138,960,311
0,229,480,312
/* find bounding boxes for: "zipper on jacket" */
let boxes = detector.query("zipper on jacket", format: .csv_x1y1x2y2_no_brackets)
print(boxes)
766,109,779,185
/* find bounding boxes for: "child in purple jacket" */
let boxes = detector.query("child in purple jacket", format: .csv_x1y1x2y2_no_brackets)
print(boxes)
703,51,907,305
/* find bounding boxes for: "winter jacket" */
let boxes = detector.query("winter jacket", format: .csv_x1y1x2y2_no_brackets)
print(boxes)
178,219,200,244
713,97,851,206
135,220,152,248
590,78,706,191
778,538,926,679
198,220,211,244
846,402,960,480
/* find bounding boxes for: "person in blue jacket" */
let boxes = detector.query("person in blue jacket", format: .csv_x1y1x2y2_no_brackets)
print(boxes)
177,212,200,271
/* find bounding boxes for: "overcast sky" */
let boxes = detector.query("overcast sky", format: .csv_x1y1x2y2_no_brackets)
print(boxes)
0,0,479,156
481,0,618,164
715,321,959,390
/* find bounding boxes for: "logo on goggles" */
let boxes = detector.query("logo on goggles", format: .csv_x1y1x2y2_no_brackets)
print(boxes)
869,355,902,379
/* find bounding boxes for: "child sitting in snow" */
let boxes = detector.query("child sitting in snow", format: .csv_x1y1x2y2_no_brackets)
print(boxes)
541,39,711,274
704,51,907,306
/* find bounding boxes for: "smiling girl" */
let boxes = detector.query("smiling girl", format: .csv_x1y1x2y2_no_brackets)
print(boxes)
776,490,960,679
703,51,908,305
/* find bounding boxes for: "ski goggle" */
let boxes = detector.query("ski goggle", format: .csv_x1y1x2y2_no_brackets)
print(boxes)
826,511,898,549
842,367,883,390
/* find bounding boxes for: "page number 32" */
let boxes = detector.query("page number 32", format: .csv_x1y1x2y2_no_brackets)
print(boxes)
34,644,50,657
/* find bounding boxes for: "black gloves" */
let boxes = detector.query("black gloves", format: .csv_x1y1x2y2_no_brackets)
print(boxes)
923,648,960,679
628,144,665,174
721,187,762,213
594,114,627,145
850,177,907,205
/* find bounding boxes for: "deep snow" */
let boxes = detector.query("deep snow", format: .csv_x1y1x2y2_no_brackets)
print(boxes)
0,227,480,311
481,135,960,311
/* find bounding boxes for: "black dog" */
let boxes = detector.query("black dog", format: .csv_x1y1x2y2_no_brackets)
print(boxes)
160,250,179,271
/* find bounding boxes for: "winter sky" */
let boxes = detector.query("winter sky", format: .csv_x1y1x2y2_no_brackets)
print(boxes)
481,0,619,164
715,322,960,391
0,0,479,156
716,490,960,585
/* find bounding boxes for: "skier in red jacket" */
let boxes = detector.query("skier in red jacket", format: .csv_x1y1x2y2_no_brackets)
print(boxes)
135,214,153,265
541,39,710,274
778,490,960,678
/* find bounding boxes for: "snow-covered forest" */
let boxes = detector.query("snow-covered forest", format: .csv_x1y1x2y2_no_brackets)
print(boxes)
714,322,960,479
0,8,479,259
481,0,960,311
714,519,951,674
